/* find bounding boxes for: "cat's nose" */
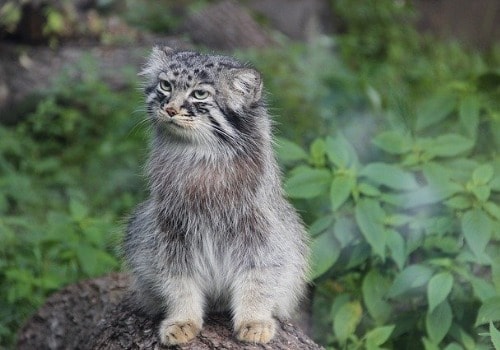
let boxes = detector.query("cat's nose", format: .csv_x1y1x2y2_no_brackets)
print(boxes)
165,107,178,117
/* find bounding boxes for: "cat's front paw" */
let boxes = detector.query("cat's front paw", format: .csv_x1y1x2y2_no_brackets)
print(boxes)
236,319,276,344
159,319,201,345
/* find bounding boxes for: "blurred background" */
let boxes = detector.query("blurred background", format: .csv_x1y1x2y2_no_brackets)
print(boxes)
0,1,499,349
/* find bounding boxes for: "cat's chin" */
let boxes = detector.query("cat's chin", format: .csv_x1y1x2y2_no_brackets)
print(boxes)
159,123,200,144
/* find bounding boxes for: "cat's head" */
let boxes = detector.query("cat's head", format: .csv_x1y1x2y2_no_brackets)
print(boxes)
141,46,267,147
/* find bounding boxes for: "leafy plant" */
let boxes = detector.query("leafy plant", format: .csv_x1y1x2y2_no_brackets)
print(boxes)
258,2,500,349
0,57,146,348
273,31,500,350
281,130,499,348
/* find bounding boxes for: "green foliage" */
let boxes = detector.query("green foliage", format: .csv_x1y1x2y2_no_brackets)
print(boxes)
122,0,208,33
0,1,23,32
271,9,500,349
240,2,500,349
0,57,146,347
333,0,419,65
122,0,181,33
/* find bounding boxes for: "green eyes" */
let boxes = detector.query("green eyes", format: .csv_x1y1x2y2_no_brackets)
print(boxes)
159,80,171,92
192,90,209,100
158,80,209,100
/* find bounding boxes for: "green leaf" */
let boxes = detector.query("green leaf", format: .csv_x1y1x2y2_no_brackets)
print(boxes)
372,131,412,155
362,270,392,323
491,161,500,191
421,134,474,158
358,182,381,197
458,95,480,139
310,231,340,279
333,216,356,248
472,164,494,185
461,209,492,258
76,245,104,276
385,229,406,270
284,166,331,198
471,184,491,202
381,186,454,208
333,300,363,344
449,324,476,350
388,264,433,298
470,277,497,302
426,300,453,344
428,272,454,313
308,215,335,237
484,201,500,221
82,221,108,247
444,343,465,350
330,294,351,320
475,297,500,326
490,322,500,350
493,119,500,150
330,174,355,210
385,214,412,227
445,195,473,210
493,260,500,295
45,9,65,34
355,199,386,258
0,3,22,30
422,162,463,198
416,92,456,131
422,338,440,350
366,85,382,110
365,325,395,347
274,137,308,163
69,199,89,221
360,162,419,191
325,133,359,168
310,138,326,167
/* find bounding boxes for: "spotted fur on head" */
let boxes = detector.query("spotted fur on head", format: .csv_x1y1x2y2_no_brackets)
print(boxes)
140,46,268,153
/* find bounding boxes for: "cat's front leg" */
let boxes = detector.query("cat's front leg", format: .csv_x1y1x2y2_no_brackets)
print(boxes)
230,269,278,344
158,276,204,345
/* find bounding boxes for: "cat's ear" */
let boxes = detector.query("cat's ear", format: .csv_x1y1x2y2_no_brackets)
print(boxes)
150,45,175,61
161,46,175,56
227,68,263,104
141,46,175,77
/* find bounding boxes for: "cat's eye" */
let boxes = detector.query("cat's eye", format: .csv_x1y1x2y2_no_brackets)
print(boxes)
192,90,209,100
159,80,172,92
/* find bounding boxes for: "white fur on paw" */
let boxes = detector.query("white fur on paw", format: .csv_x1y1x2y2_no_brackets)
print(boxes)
236,319,276,344
159,319,201,345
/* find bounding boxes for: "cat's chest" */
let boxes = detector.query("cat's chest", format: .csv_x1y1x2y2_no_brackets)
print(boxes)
161,159,258,204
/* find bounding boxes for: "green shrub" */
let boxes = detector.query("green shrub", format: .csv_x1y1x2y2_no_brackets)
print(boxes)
280,128,499,349
264,2,500,347
0,57,146,348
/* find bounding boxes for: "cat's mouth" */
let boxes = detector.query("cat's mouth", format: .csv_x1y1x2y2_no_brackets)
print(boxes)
158,112,196,130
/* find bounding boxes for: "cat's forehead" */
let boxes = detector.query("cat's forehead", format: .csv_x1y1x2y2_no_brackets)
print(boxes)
161,51,242,81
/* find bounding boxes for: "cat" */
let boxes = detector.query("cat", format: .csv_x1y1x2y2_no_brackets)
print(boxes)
124,46,309,345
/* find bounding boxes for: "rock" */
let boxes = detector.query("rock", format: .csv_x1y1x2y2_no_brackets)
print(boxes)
181,0,274,51
414,0,500,50
247,0,334,41
17,273,323,350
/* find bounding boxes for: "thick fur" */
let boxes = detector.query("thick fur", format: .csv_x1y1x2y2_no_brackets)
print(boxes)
124,47,309,345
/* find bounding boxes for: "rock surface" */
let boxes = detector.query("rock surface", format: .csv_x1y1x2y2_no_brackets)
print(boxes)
17,273,323,350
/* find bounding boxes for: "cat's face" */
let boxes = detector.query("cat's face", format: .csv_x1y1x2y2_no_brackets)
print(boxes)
142,47,264,146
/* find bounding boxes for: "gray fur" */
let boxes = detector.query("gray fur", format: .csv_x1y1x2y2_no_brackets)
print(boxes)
124,47,309,344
